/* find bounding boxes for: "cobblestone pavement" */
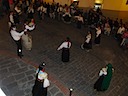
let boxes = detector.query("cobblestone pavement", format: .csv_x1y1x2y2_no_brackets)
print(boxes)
0,13,128,96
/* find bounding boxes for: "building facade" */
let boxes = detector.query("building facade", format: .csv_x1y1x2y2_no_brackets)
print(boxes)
52,0,128,21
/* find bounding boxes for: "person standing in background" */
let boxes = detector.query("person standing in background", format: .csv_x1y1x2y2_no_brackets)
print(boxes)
74,14,84,29
94,26,101,45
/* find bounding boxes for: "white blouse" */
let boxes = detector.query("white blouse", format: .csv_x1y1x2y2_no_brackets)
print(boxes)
96,28,101,37
85,34,91,43
117,27,125,34
10,30,24,41
75,16,84,22
99,68,107,76
25,24,35,31
57,42,71,50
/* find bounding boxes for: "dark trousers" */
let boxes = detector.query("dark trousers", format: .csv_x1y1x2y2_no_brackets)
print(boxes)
77,21,82,29
15,39,22,56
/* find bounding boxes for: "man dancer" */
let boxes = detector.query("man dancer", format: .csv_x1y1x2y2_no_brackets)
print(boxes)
10,26,27,58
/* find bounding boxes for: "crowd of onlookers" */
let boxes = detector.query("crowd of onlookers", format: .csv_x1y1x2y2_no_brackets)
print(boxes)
0,0,128,50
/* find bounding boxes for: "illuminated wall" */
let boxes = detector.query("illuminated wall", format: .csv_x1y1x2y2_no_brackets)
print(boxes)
45,0,128,11
120,0,128,11
53,0,70,5
79,0,95,8
95,0,103,4
102,0,128,11
103,0,122,10
44,0,53,3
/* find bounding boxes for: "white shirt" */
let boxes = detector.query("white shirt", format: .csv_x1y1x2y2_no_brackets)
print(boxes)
85,34,91,43
63,12,71,17
57,6,63,12
14,6,21,13
25,24,35,31
36,70,50,88
96,28,101,37
9,14,14,23
57,42,71,50
99,69,107,76
37,6,44,11
10,30,24,41
75,16,84,23
117,27,125,34
28,7,34,13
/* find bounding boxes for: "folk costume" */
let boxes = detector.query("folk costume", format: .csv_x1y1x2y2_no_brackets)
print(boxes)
27,5,34,19
9,11,14,27
116,25,125,42
32,71,50,96
95,27,101,44
22,33,32,50
62,11,71,24
94,63,113,91
75,15,84,29
57,38,71,62
104,22,111,36
37,5,46,20
22,22,35,50
101,63,113,91
94,68,107,91
10,27,27,58
81,32,92,50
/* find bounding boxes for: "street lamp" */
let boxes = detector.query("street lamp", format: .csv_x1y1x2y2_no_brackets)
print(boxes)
69,88,73,96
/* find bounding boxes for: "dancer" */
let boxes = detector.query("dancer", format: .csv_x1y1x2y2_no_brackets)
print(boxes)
94,26,101,45
94,63,114,91
81,31,92,52
57,37,71,62
32,63,50,96
10,26,27,58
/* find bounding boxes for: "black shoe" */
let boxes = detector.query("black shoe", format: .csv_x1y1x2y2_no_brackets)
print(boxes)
18,54,24,58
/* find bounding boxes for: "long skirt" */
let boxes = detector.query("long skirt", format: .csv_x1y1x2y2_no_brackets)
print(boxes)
83,41,92,50
94,35,101,44
22,34,32,50
94,75,104,91
62,48,70,62
63,15,71,24
77,21,82,29
32,80,47,96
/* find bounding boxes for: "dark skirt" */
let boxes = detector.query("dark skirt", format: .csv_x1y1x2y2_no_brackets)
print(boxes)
94,35,101,44
94,75,104,91
77,21,82,29
83,41,92,50
32,80,47,96
62,48,70,62
63,15,71,22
